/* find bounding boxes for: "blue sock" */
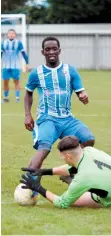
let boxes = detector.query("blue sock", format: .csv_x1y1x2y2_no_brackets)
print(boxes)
26,173,39,197
4,90,9,98
31,175,39,197
15,90,20,98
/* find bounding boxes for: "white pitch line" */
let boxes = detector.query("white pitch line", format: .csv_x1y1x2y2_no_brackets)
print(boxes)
1,199,46,205
1,114,24,117
1,113,111,117
1,201,16,204
91,100,111,103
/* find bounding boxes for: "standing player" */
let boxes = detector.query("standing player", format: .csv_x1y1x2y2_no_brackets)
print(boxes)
21,136,111,209
24,36,95,187
1,29,30,103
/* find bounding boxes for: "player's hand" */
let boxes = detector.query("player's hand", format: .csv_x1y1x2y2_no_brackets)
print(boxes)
21,167,43,176
20,174,41,192
78,90,89,105
24,114,34,131
26,64,31,72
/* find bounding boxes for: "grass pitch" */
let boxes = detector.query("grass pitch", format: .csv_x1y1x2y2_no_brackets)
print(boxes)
1,70,111,235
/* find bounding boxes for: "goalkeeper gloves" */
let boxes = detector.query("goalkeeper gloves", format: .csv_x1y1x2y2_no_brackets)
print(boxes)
20,174,47,198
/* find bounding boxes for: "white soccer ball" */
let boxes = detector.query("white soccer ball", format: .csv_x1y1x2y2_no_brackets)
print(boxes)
14,183,39,206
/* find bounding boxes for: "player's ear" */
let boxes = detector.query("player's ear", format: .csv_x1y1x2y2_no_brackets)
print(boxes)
41,49,44,56
58,48,61,54
66,153,71,160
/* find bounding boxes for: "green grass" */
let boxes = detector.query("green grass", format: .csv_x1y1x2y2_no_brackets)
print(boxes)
1,70,111,235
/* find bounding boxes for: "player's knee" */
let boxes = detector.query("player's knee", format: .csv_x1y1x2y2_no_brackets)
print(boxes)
33,140,52,152
81,139,95,148
14,80,19,85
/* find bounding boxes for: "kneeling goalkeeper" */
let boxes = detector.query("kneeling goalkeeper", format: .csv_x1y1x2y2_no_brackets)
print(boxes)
20,136,111,209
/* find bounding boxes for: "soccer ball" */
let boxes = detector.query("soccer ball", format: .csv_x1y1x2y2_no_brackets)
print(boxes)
14,183,39,206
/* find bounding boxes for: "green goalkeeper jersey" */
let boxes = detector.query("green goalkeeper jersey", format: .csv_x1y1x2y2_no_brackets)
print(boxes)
53,147,111,208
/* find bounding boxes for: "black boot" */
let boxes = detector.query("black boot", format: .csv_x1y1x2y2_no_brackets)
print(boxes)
3,98,9,103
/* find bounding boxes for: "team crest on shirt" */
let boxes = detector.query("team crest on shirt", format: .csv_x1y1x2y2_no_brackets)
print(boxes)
62,69,67,75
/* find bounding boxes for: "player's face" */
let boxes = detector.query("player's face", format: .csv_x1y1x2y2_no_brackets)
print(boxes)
41,40,61,67
8,31,16,40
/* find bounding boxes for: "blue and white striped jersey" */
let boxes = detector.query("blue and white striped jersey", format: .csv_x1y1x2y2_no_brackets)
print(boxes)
1,39,26,69
26,62,85,118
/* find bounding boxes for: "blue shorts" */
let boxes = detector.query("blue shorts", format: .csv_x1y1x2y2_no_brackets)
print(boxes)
32,114,95,151
2,69,20,80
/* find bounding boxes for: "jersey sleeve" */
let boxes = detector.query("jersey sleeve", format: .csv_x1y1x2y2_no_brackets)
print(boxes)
67,166,77,175
1,41,4,52
25,69,39,92
18,41,25,52
69,66,85,92
53,173,89,208
21,51,29,64
18,41,29,63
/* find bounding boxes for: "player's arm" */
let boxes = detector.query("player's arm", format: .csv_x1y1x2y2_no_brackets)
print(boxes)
53,165,76,176
1,41,4,58
70,66,89,105
24,69,38,131
21,165,77,176
24,90,34,131
20,173,89,208
76,90,88,105
19,41,30,71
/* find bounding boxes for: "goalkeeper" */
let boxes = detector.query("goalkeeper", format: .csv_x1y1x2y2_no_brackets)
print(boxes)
20,136,111,208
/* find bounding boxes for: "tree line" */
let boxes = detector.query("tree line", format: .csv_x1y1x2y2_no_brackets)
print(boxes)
1,0,111,23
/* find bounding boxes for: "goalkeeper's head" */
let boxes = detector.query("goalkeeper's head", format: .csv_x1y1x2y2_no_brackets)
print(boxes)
57,136,83,167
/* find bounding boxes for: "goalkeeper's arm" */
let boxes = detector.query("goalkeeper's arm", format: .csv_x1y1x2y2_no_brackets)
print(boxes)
21,165,76,177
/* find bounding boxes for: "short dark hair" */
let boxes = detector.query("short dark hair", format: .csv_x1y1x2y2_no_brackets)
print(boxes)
57,136,79,152
8,29,16,34
42,36,60,49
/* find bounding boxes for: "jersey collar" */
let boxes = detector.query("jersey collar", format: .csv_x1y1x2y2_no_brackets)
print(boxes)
77,154,84,171
44,62,63,70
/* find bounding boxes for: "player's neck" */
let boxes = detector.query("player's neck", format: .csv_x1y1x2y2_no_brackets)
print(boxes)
45,61,60,68
8,38,15,41
72,149,84,168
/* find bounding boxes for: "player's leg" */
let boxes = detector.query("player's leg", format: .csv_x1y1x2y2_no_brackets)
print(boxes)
61,116,95,147
28,119,60,169
2,69,10,102
73,192,101,208
25,118,60,197
60,116,95,184
12,69,20,102
73,119,95,147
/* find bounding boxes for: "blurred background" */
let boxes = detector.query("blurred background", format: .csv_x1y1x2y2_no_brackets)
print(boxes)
1,0,111,70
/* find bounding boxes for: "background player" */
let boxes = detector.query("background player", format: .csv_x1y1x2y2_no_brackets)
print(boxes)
1,29,30,102
21,136,111,209
24,36,95,186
